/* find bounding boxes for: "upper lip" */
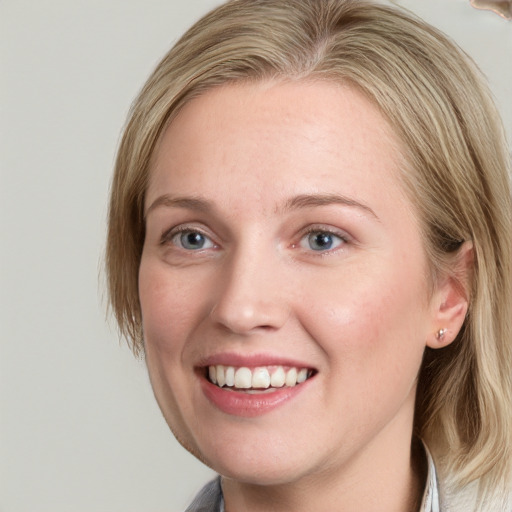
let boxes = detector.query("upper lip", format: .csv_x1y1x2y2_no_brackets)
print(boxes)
197,352,317,370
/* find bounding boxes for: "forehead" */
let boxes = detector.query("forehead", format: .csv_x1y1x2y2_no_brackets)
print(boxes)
147,80,411,218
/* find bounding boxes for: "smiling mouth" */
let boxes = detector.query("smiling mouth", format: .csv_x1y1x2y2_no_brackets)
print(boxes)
206,364,316,392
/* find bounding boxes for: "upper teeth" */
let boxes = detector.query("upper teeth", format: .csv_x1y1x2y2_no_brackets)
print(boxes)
208,365,310,389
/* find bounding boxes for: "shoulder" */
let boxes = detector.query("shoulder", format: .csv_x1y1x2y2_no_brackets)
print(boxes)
184,478,223,512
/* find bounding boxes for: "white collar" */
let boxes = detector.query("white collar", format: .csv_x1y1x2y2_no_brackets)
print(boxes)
420,443,440,512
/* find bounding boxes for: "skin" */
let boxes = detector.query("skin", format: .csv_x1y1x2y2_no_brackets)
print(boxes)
139,81,468,511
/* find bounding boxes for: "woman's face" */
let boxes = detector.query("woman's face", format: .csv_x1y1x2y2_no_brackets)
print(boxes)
139,81,439,485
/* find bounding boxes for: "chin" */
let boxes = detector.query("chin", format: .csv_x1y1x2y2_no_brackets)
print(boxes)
214,460,309,487
190,437,319,486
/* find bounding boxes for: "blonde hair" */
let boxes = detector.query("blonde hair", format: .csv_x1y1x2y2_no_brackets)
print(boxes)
107,0,512,503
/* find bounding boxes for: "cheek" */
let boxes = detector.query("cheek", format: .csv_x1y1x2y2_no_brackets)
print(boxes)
138,259,204,448
138,260,204,355
300,268,429,442
138,261,182,398
298,258,430,374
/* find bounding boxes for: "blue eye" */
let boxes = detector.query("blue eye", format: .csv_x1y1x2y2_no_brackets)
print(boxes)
172,230,215,250
301,231,345,252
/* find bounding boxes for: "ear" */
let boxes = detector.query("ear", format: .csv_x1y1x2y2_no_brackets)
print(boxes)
426,241,473,349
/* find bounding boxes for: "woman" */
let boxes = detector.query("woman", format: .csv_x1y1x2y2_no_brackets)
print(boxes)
106,0,512,510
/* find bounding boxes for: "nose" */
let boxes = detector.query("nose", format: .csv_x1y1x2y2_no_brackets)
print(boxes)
209,248,290,335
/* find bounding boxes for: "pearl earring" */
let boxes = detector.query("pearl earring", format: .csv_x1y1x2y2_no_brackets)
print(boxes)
436,328,447,341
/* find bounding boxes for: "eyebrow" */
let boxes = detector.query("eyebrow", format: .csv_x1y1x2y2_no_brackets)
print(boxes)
282,193,379,220
145,193,378,220
145,195,214,218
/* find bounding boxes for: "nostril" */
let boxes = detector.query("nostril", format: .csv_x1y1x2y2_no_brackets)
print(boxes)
209,301,289,334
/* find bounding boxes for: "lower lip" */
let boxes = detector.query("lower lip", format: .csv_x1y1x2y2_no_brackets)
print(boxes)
201,377,311,418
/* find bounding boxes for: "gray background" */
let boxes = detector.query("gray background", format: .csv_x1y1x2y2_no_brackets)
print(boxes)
1,1,510,511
